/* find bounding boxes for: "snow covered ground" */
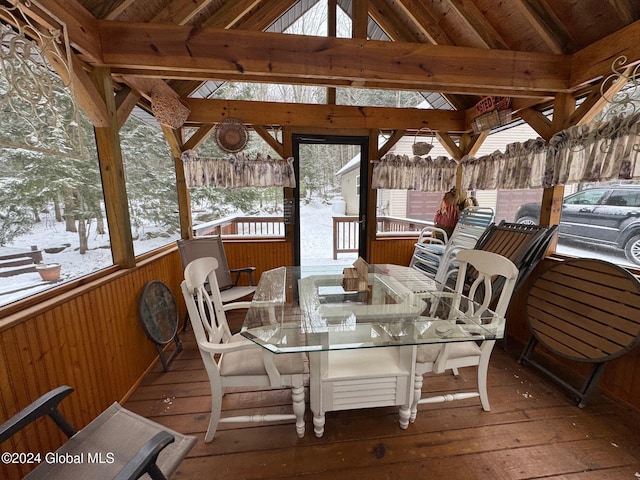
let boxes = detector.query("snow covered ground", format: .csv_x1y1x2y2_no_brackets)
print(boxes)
0,200,356,306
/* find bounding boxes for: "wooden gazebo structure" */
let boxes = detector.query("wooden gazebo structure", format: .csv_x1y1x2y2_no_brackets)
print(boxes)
1,1,640,477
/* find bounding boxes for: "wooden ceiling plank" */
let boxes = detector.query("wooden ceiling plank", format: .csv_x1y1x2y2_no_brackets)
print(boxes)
605,0,639,24
369,0,413,42
571,20,640,87
203,0,262,28
103,0,138,21
445,0,509,50
151,0,215,25
394,0,456,45
98,23,570,95
253,125,284,157
514,0,573,54
234,0,298,31
183,124,215,151
183,98,466,132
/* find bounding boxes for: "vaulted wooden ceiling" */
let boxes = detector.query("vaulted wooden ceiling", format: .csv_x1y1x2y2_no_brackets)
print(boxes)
9,0,640,137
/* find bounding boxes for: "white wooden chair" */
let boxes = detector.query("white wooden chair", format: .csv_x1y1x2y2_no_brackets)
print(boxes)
410,250,518,421
180,257,306,442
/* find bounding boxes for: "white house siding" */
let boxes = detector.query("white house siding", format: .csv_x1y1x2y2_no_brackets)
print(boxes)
340,169,360,215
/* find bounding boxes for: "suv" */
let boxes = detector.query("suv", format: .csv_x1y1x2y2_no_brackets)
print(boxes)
514,185,640,265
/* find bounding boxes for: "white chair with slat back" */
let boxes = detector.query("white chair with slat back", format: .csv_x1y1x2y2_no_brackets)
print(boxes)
410,250,519,421
181,257,306,442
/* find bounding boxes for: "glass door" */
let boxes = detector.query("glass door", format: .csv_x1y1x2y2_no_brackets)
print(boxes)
292,134,369,266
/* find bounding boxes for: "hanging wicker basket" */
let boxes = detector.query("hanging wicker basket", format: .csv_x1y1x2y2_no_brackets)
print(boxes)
412,128,434,156
150,91,191,129
214,118,249,153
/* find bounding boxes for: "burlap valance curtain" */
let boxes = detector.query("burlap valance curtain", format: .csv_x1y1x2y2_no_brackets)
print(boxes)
372,154,458,191
375,113,640,193
461,113,640,191
181,150,296,188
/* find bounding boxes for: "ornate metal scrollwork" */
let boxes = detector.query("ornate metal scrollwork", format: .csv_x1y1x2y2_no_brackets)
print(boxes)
0,0,83,156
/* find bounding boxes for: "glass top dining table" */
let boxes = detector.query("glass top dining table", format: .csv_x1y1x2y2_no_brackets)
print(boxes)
240,264,506,353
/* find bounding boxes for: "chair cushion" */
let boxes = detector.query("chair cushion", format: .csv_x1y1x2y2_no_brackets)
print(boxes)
416,341,482,364
220,334,306,376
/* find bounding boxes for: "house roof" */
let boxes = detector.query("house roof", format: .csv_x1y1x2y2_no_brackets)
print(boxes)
10,0,640,137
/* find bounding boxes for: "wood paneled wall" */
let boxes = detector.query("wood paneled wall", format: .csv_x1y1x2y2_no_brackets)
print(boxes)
0,249,185,479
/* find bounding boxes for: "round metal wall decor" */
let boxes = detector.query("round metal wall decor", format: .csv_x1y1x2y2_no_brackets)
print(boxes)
214,118,249,153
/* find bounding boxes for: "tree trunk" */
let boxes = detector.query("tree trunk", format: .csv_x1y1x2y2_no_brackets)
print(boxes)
54,200,62,222
78,220,88,254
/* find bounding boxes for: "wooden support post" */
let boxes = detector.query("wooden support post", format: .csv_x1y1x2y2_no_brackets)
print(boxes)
161,125,192,240
90,67,135,268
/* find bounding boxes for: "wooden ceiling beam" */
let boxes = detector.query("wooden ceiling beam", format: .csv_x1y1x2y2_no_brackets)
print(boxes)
98,22,570,95
114,67,557,98
444,0,510,50
571,20,640,87
352,0,368,39
378,129,406,158
15,0,103,63
183,124,215,151
253,125,284,157
569,65,634,126
519,107,552,140
151,0,215,25
514,0,573,54
114,86,140,129
183,98,467,132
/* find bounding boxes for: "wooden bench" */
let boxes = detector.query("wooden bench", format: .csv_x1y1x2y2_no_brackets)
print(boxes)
519,258,640,407
0,386,195,479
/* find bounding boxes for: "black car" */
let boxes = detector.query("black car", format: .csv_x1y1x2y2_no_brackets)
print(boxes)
514,186,640,265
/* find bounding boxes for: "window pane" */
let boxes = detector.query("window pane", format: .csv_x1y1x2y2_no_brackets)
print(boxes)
187,134,285,237
120,113,181,255
0,114,112,307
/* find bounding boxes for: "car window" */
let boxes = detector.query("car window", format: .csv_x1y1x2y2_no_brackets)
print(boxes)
564,189,607,206
609,190,640,207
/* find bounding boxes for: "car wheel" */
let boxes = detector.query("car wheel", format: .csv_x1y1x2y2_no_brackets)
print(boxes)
516,216,538,225
624,234,640,265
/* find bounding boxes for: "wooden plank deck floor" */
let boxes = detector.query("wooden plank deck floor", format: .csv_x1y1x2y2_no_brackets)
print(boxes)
125,326,640,480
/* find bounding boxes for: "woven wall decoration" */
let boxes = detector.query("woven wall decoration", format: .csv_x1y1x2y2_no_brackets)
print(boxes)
214,118,249,153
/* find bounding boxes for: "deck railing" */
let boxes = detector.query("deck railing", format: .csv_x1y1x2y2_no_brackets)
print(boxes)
193,214,430,259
